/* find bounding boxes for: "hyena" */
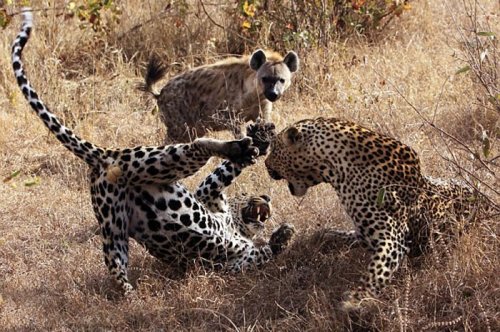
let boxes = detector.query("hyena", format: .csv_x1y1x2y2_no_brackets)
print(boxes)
139,50,299,142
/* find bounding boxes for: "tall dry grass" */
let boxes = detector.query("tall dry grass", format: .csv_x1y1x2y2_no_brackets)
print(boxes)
0,0,498,331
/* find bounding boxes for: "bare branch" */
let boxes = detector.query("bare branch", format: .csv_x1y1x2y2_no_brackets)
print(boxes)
198,0,256,47
377,71,495,176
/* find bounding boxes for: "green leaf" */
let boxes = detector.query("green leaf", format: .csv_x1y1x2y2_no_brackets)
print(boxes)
376,188,386,207
24,177,41,187
477,31,495,37
3,170,21,183
455,65,471,75
488,95,500,106
0,9,11,29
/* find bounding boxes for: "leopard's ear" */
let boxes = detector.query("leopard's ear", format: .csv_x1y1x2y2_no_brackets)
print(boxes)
284,126,302,146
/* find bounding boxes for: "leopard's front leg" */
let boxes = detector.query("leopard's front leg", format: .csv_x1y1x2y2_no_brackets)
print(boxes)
195,161,244,214
226,223,295,272
325,229,360,246
194,137,258,166
107,137,258,186
341,216,409,311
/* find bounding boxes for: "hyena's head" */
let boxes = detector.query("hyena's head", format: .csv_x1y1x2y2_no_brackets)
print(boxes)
250,49,299,102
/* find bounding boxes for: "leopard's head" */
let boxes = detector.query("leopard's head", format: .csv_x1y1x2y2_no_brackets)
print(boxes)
265,119,327,197
230,194,272,239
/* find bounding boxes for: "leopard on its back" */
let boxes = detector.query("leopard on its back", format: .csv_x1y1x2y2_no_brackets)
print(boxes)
11,9,295,295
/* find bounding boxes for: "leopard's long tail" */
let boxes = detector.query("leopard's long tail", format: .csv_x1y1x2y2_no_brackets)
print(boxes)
11,9,105,168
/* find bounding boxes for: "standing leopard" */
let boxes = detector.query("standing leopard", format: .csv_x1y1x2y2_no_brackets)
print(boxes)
11,9,295,294
140,49,299,142
248,117,481,310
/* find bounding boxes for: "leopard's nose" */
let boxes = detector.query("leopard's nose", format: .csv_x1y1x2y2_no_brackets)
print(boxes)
268,168,283,180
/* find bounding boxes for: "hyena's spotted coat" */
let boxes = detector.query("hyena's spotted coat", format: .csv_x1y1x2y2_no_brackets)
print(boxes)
140,50,299,142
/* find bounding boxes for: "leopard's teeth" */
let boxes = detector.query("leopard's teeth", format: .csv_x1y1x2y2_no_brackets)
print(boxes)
259,212,269,222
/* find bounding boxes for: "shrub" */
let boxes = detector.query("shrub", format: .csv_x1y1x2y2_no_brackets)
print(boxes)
67,0,122,33
227,0,413,53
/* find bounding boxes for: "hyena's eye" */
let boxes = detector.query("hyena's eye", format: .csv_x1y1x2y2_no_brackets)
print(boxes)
262,77,272,84
279,78,285,84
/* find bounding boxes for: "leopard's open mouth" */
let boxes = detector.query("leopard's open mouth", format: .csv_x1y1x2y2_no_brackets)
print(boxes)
242,195,272,225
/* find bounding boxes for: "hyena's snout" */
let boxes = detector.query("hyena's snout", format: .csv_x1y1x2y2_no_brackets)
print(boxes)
263,79,286,102
265,89,279,102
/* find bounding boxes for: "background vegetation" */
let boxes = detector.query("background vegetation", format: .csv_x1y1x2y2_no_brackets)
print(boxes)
0,0,498,330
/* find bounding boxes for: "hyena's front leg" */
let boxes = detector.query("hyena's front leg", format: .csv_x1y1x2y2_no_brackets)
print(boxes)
260,101,273,122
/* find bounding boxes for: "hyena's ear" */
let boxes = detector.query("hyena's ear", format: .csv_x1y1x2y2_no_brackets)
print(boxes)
250,49,267,71
283,51,299,73
284,126,302,146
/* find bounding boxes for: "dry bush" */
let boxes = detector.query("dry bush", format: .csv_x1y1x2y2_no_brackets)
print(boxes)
223,0,414,54
420,0,499,211
0,0,499,331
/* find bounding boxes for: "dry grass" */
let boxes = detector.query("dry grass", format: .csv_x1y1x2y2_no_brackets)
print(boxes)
0,0,499,331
